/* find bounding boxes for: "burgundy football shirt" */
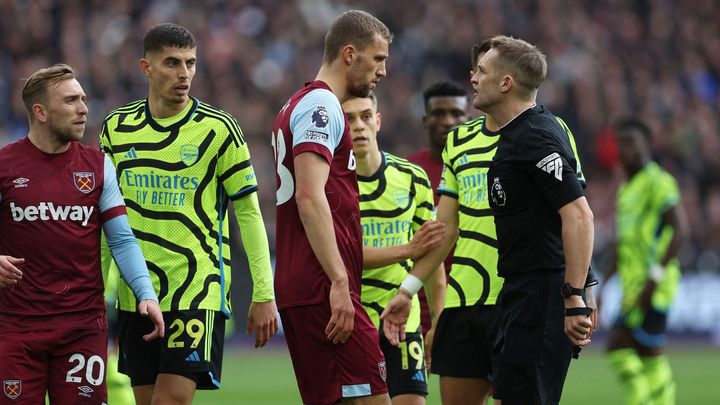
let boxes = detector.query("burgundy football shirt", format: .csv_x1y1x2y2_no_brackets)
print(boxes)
0,138,126,330
272,81,363,310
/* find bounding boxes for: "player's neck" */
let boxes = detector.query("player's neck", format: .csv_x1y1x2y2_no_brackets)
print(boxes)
316,65,348,103
356,149,382,177
148,94,191,119
27,128,71,154
428,144,443,162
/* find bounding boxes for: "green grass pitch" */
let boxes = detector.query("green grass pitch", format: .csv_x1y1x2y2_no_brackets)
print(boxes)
195,342,720,404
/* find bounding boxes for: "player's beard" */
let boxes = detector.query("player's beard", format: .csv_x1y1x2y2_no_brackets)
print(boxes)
347,67,373,98
348,82,371,98
49,120,84,144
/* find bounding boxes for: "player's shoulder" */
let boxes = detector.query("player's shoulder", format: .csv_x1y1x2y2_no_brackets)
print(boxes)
385,152,430,181
195,100,239,125
104,99,145,122
193,99,245,144
292,87,341,116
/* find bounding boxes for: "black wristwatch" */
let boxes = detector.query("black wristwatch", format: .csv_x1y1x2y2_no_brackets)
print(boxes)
560,282,583,298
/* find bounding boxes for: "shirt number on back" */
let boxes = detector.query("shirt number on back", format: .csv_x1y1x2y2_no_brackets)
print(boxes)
272,129,295,205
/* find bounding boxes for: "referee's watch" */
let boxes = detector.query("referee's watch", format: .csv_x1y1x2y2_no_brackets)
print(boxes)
560,282,583,298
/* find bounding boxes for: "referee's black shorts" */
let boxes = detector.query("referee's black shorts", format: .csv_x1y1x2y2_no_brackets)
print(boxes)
492,271,574,405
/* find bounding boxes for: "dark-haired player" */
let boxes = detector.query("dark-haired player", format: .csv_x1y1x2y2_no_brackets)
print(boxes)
0,64,162,405
101,23,278,405
605,117,687,405
272,10,393,405
345,93,446,405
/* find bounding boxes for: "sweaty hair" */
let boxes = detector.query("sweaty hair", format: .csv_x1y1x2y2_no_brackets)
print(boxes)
613,116,652,142
488,35,547,95
323,10,392,64
143,23,196,56
21,63,76,119
471,39,492,71
422,80,467,109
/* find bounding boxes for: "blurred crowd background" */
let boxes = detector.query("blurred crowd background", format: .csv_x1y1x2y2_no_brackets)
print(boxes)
2,0,719,277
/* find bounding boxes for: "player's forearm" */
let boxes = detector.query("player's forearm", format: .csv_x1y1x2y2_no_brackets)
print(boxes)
559,197,594,288
296,189,348,284
424,264,446,325
103,215,158,303
232,193,274,302
363,245,410,269
409,230,455,282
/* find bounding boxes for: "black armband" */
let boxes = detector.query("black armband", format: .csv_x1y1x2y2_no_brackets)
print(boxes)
565,307,593,317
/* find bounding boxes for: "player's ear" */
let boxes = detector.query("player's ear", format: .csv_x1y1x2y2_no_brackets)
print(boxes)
32,103,47,124
376,112,382,131
139,58,151,76
342,45,355,66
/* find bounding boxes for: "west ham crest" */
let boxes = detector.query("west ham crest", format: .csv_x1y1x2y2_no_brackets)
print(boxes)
74,172,95,194
4,380,21,399
378,360,387,382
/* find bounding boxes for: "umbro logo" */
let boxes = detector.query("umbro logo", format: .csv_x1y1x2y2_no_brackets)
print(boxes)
185,351,201,362
78,385,93,398
123,147,138,159
12,178,29,188
536,153,563,181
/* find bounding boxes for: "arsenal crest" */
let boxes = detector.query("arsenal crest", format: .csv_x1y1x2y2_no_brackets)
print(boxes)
180,144,199,167
4,380,21,399
74,172,95,194
378,360,387,382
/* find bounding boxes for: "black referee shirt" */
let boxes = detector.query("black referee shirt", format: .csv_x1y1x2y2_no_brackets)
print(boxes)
487,105,585,278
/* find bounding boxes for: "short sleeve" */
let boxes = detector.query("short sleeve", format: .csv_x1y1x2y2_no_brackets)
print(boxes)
412,168,436,232
437,145,458,198
99,156,127,222
523,130,584,211
289,89,345,163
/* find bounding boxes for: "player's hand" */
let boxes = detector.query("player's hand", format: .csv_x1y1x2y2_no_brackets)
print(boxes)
424,326,436,373
0,255,24,288
247,300,279,348
380,291,412,346
326,279,354,344
564,296,592,346
584,287,598,337
407,221,446,261
138,299,165,341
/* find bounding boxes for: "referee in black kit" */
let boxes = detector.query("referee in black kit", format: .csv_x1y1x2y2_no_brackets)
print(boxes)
471,35,596,405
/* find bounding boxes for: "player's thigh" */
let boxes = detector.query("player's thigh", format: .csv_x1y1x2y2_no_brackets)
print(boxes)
439,377,492,405
431,306,495,380
0,331,48,404
48,328,108,405
159,310,225,390
280,295,387,405
151,373,196,405
379,331,428,398
119,309,225,391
